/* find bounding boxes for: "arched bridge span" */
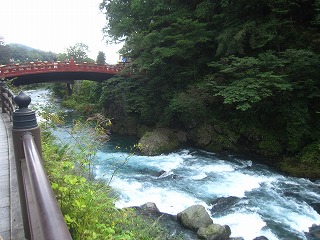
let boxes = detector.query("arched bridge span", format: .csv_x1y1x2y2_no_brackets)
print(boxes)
0,59,123,86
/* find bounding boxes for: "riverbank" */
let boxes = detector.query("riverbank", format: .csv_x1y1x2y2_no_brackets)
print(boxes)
50,77,320,180
29,87,320,239
108,121,320,180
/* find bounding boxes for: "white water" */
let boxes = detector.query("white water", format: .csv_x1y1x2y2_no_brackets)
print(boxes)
95,141,320,240
27,89,320,240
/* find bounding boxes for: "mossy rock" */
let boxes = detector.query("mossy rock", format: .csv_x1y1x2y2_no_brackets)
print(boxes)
138,128,180,155
188,123,237,152
278,143,320,178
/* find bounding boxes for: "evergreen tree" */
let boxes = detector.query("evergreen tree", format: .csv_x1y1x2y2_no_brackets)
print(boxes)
99,0,320,176
96,51,106,65
0,37,11,64
65,43,94,63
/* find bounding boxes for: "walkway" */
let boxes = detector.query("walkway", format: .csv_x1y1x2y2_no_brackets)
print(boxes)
0,113,25,240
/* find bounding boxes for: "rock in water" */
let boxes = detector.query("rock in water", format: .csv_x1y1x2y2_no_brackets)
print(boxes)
197,223,231,240
133,202,198,239
252,237,269,240
177,205,213,231
138,128,180,155
308,224,320,239
140,202,160,213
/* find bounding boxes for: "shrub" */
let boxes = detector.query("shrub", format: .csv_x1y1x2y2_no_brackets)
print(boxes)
40,114,174,239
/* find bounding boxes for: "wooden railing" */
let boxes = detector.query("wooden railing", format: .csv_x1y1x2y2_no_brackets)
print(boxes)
0,59,123,78
0,81,15,120
1,83,72,240
21,133,72,239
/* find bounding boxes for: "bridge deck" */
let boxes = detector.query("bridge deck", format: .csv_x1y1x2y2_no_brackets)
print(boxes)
0,113,25,240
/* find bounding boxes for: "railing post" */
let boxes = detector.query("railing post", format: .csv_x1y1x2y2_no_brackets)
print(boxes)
0,80,5,113
12,92,41,240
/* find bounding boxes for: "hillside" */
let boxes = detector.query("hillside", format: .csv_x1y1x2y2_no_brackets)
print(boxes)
94,0,320,178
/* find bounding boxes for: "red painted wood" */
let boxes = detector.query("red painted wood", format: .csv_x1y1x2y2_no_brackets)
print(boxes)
0,60,123,78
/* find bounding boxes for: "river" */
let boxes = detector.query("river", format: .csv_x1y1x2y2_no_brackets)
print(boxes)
28,88,320,240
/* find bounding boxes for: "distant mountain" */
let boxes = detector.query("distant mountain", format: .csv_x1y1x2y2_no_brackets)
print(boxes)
3,43,58,63
8,43,36,51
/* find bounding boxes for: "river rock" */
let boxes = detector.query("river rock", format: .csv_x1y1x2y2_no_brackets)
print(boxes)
138,128,181,155
157,170,174,179
188,123,236,152
197,223,231,240
188,123,215,146
177,204,213,231
140,202,160,213
308,224,320,238
132,203,198,239
253,237,269,240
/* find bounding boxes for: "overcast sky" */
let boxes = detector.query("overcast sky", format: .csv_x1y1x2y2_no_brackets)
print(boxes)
0,0,123,63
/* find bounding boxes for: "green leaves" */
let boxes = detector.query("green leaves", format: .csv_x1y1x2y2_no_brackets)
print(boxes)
98,0,320,164
64,43,93,63
208,52,291,110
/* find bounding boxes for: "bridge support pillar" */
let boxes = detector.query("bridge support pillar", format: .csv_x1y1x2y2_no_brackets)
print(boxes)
12,92,42,240
66,83,73,96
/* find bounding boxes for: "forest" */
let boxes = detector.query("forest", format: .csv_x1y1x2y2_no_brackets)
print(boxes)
0,41,57,63
1,1,320,178
95,0,320,178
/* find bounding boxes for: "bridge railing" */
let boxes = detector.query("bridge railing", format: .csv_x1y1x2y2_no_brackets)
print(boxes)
0,60,123,78
1,83,72,240
0,81,15,120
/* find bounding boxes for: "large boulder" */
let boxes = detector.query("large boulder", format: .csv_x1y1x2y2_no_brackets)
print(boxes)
188,123,237,152
138,128,184,155
188,123,215,147
197,223,231,240
177,205,213,231
132,203,198,239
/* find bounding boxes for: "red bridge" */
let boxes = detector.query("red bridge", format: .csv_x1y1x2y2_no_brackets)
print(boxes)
0,59,123,86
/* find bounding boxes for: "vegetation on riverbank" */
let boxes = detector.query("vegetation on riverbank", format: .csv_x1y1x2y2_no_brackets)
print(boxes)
49,1,320,178
39,112,175,239
98,0,320,178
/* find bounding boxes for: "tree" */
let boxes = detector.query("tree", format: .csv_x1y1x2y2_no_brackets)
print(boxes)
96,51,106,65
0,37,11,64
98,0,320,174
65,43,92,63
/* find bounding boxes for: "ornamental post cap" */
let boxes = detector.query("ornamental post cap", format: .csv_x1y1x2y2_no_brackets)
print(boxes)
14,91,31,109
12,91,38,129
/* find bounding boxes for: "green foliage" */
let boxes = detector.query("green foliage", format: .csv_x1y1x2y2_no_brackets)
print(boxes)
164,86,209,127
279,142,320,178
100,76,165,125
64,43,94,63
61,81,103,115
205,49,320,154
0,36,11,64
40,113,174,239
48,83,70,98
96,51,106,65
96,0,320,177
0,42,57,64
206,52,291,111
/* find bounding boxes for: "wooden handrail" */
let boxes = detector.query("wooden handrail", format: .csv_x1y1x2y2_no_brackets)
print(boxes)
9,90,72,240
0,83,15,120
21,133,72,240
